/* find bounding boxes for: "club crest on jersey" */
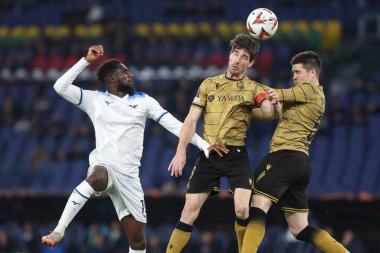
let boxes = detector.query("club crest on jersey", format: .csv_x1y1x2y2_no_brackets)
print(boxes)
236,81,245,90
207,95,215,102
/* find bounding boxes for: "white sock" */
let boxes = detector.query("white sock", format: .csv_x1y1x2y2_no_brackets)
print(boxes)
54,181,94,234
129,247,146,253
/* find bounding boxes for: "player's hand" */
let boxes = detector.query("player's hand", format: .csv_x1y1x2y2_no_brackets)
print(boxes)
84,45,104,63
208,145,229,157
201,142,211,158
266,88,279,105
168,149,186,177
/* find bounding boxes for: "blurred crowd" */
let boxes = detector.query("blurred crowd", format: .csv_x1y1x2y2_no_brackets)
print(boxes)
1,68,380,197
0,0,380,197
0,1,380,253
0,220,367,253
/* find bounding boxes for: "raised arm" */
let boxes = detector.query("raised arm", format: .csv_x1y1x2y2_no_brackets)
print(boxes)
53,45,103,104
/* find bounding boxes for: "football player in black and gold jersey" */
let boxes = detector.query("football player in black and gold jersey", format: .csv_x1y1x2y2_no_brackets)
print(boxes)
165,34,279,253
241,51,349,253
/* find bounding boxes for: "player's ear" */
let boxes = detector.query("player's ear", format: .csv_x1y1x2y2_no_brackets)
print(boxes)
106,74,117,84
310,68,317,78
248,60,255,68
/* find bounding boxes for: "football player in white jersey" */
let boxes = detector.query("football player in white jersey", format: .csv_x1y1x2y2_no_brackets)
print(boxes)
41,45,215,253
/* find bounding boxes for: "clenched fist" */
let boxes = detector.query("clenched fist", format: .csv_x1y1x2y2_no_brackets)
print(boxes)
84,45,104,63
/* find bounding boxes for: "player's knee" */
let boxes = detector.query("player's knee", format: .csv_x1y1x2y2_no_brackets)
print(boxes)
86,167,108,191
129,237,146,250
289,225,306,238
181,204,200,223
235,204,249,219
289,227,300,238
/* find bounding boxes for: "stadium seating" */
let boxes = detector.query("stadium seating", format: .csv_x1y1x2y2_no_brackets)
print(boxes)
1,1,379,253
322,125,348,194
340,125,367,193
0,0,379,207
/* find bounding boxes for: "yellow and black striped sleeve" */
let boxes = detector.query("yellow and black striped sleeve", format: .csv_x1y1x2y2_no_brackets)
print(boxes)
191,79,209,109
276,83,317,104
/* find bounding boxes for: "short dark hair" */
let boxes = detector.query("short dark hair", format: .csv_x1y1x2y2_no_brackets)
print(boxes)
96,59,122,84
229,34,260,61
291,51,322,76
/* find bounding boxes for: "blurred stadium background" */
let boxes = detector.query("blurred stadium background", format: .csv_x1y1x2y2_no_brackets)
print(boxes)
0,0,380,252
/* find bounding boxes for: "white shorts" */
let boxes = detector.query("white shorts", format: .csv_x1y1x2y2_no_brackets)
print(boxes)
88,163,147,223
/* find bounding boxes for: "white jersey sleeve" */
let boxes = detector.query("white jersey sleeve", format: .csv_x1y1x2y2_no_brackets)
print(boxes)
53,57,95,112
145,94,169,122
145,95,210,151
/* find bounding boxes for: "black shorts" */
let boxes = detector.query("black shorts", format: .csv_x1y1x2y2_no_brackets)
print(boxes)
253,150,311,212
187,146,253,195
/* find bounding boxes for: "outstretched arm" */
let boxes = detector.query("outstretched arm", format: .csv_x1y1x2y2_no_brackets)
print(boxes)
275,84,315,104
53,45,103,104
168,107,202,177
158,112,211,156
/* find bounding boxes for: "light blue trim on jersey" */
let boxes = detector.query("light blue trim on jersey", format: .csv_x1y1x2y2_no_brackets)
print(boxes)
101,91,145,100
74,188,89,199
129,91,146,100
77,88,83,106
156,111,168,123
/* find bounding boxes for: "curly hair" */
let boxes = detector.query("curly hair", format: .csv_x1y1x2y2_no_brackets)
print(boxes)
229,34,260,61
96,59,122,84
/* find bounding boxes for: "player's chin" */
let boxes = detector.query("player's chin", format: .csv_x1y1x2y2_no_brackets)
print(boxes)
229,69,241,76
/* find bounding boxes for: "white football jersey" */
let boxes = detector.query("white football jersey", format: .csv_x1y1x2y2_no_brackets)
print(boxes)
54,58,209,177
83,90,167,176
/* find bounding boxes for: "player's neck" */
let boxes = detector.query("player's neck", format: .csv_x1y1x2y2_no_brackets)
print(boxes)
311,80,320,86
225,72,245,81
106,89,128,98
106,84,131,98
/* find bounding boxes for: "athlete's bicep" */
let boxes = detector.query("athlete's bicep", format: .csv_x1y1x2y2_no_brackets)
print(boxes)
145,95,168,122
187,106,203,124
56,85,94,115
277,85,309,104
192,81,209,109
54,82,82,103
76,90,96,113
53,57,90,106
